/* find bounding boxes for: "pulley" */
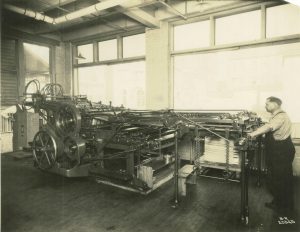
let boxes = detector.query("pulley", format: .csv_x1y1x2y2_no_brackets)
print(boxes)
55,103,81,136
40,83,64,96
32,128,63,170
63,136,86,164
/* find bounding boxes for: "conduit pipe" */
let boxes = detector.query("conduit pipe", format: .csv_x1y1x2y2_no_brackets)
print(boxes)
4,4,54,24
54,0,128,24
4,0,128,25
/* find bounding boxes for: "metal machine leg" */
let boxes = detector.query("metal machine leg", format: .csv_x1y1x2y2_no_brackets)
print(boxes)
172,131,179,208
245,154,249,223
241,150,249,225
126,151,135,176
256,136,262,187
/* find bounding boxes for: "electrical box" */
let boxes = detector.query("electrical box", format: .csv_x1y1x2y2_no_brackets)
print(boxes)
13,105,39,151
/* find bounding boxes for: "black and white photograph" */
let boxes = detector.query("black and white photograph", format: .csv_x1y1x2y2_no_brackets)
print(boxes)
1,0,300,231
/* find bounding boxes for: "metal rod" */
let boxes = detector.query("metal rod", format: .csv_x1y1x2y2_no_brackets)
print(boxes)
175,113,231,142
256,135,262,187
174,109,246,112
172,130,179,208
245,153,249,224
240,149,249,225
241,150,245,224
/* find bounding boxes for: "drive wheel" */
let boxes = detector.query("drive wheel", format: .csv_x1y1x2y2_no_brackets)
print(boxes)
55,104,81,136
33,130,58,170
63,136,86,164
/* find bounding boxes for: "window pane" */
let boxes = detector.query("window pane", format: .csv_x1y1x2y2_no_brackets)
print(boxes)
78,66,108,103
99,39,117,61
24,43,50,91
174,42,300,127
266,4,300,38
123,33,145,58
174,20,210,51
77,44,93,64
24,43,49,72
77,61,146,109
110,61,145,109
215,10,261,45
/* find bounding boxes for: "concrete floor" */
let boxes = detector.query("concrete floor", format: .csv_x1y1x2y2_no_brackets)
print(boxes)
1,152,300,232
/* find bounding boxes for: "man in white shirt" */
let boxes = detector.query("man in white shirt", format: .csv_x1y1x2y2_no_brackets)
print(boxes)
248,96,295,212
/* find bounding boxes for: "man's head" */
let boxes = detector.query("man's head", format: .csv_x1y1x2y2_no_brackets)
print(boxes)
265,96,282,113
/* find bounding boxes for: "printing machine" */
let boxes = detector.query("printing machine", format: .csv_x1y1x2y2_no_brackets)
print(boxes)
22,80,263,224
171,110,263,225
175,110,262,179
22,80,178,194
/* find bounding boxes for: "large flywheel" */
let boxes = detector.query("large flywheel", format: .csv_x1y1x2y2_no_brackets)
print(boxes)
33,130,61,170
55,104,81,136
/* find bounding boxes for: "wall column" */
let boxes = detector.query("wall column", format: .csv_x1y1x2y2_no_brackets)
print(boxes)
145,21,170,109
55,42,73,95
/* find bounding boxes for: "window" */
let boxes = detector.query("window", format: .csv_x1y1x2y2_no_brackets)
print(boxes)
98,39,117,61
77,66,108,103
110,61,145,109
174,20,210,51
266,4,300,38
123,33,145,58
24,43,50,92
215,10,261,45
173,42,300,127
77,61,145,109
77,43,93,64
1,39,17,107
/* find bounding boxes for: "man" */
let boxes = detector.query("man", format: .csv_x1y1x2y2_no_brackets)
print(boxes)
248,96,295,212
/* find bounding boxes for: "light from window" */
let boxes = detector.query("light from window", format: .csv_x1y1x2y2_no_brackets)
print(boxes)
77,61,146,109
24,43,50,90
173,42,300,125
123,33,145,58
77,66,108,102
266,4,300,38
99,39,117,61
215,10,261,45
174,20,210,51
110,61,145,109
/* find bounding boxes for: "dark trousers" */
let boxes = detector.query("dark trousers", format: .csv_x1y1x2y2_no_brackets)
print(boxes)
266,135,295,210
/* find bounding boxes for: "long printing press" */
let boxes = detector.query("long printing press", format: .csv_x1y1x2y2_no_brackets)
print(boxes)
22,80,264,225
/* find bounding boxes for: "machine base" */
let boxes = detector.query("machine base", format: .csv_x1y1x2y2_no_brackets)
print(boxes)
95,168,174,195
47,163,92,177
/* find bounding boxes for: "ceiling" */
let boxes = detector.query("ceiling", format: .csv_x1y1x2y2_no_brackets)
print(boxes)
2,0,277,42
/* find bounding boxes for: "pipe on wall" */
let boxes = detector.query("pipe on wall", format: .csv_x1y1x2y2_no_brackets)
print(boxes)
54,0,128,24
4,0,128,25
4,4,54,24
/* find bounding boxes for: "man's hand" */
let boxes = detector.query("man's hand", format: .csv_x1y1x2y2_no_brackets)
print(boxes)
247,132,256,139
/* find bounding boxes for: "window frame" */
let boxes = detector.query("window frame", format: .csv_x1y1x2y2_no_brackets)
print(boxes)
73,31,146,68
169,1,300,109
170,2,300,56
19,40,54,98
